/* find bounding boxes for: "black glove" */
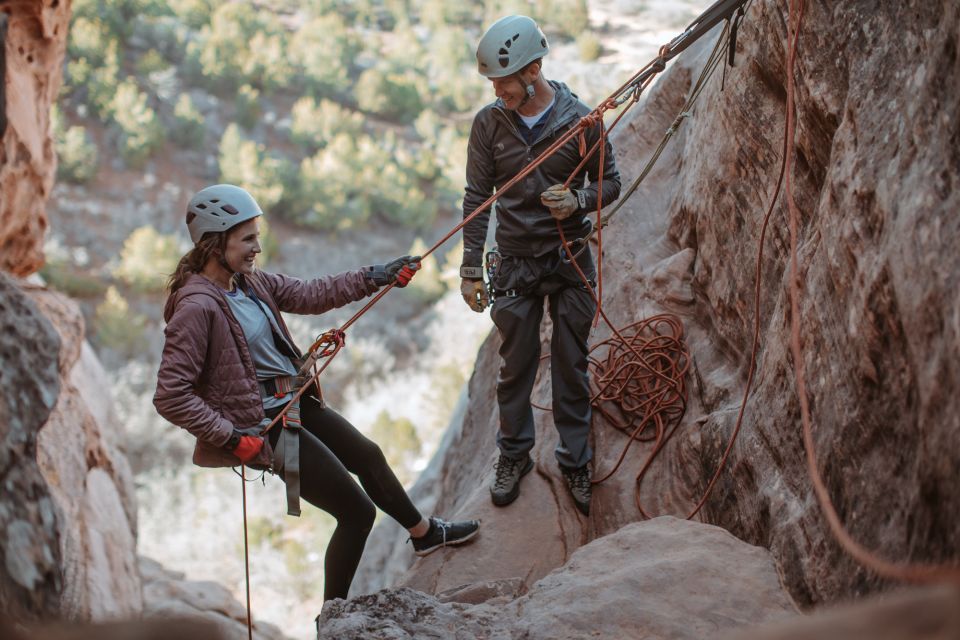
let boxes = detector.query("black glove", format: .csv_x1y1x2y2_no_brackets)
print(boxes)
365,255,422,287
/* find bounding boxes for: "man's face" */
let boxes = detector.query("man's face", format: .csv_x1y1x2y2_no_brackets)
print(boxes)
491,74,528,111
490,64,537,111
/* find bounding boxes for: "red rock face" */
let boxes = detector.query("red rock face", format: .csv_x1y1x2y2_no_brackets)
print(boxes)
358,0,960,610
0,1,70,276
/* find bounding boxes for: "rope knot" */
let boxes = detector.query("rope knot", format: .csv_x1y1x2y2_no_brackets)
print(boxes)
666,111,691,135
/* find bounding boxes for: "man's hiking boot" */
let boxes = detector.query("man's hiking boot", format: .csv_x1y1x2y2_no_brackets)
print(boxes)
410,516,480,557
561,464,592,516
490,454,534,506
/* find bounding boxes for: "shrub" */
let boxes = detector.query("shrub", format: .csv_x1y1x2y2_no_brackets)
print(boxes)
168,0,216,30
405,238,446,304
113,226,185,293
235,84,261,130
39,260,107,298
218,124,292,211
56,124,100,184
135,49,169,76
172,94,205,148
290,97,364,151
111,79,164,166
68,17,111,66
354,66,424,124
294,137,371,230
95,286,148,356
289,15,359,98
577,32,602,62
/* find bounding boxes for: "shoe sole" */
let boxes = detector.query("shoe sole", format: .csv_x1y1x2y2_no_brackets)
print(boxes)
490,457,534,507
413,525,481,557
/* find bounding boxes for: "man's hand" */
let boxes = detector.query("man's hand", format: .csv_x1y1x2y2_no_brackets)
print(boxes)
234,435,264,464
540,184,578,220
460,278,488,312
366,255,422,287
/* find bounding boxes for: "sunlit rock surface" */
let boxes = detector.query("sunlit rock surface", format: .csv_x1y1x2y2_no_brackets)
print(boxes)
356,0,960,611
321,517,798,639
0,0,68,276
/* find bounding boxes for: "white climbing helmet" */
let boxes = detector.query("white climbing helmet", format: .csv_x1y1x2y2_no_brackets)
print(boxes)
476,15,549,79
185,184,262,244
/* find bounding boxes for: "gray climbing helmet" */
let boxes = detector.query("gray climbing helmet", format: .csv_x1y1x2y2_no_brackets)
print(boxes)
185,184,262,244
476,15,549,79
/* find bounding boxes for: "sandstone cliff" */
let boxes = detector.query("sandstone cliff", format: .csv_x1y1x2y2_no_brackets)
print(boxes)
353,0,960,609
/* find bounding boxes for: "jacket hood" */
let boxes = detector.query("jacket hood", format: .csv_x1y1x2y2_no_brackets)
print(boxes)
163,273,224,323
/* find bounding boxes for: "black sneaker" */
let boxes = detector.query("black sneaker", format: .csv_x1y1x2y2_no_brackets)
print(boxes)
561,465,592,516
410,517,480,557
490,454,534,506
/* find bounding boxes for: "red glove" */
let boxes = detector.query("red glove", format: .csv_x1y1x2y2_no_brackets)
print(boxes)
234,435,264,464
395,260,421,288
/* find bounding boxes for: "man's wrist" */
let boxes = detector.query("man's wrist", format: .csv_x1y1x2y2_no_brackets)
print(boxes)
574,189,587,211
460,266,484,279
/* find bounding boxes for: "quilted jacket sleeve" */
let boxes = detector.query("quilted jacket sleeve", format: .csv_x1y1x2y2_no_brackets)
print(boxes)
257,269,378,315
153,297,234,446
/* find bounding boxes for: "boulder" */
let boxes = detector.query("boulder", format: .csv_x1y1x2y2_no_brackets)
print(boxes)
320,517,798,639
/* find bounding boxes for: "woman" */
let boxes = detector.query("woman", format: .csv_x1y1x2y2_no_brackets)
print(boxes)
153,184,479,601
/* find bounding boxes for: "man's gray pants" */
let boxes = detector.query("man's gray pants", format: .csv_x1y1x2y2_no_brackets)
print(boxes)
490,252,596,470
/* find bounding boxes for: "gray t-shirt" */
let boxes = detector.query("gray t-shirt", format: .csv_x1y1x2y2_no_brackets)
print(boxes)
224,287,296,410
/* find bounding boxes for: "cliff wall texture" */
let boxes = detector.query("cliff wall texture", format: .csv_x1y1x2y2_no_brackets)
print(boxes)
0,0,67,276
355,0,960,609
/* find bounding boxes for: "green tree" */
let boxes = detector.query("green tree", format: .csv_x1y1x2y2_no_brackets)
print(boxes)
218,124,291,211
172,94,205,148
354,66,424,123
405,238,446,304
290,97,364,151
235,84,261,130
289,15,360,98
111,79,164,166
113,227,185,293
95,286,148,356
52,106,99,184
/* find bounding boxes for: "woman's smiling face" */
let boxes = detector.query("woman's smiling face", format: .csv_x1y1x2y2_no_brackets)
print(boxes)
223,217,262,276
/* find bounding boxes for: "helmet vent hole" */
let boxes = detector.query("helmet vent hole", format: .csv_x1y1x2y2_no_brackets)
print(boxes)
210,198,220,203
499,47,509,55
541,38,547,47
222,204,239,215
196,203,207,210
499,56,509,68
512,34,519,42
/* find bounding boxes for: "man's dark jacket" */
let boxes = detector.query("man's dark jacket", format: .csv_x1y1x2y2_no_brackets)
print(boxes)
460,80,621,269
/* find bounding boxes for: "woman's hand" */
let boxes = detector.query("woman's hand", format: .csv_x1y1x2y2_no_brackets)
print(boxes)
365,256,422,287
234,435,264,464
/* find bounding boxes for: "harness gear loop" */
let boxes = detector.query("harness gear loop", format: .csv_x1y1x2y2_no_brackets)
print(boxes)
272,401,303,517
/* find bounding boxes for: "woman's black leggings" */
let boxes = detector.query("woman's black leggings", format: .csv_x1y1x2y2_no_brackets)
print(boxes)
265,395,422,600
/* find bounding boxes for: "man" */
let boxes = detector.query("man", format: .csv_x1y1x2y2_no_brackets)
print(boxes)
459,15,621,516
